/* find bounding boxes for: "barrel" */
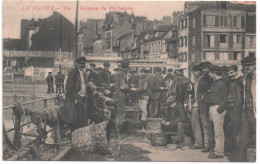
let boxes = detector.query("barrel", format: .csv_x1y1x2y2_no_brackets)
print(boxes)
146,118,163,132
150,132,167,147
72,120,119,156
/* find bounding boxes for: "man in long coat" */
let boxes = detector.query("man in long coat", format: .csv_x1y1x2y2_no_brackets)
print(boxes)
62,57,88,131
98,62,111,87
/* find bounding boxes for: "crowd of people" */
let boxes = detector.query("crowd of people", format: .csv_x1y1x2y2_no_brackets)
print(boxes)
60,55,255,161
46,71,65,94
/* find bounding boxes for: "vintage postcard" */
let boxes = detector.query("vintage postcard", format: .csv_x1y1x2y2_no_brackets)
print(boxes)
2,0,256,162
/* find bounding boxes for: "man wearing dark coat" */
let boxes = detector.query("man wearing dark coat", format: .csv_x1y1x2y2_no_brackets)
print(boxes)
62,57,88,131
46,72,54,94
224,65,244,157
148,67,166,118
197,62,214,153
87,63,99,85
128,69,139,105
98,62,111,87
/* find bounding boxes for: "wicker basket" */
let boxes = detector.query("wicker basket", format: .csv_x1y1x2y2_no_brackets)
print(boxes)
72,120,119,155
146,118,163,132
150,132,167,147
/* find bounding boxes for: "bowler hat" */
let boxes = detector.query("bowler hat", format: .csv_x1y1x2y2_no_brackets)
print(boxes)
76,57,87,63
104,62,110,67
241,55,256,66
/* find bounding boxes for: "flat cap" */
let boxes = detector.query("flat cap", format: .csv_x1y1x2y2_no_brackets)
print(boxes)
90,63,96,67
103,62,110,67
241,55,256,66
192,65,200,71
121,59,130,68
76,57,87,63
199,62,212,70
209,64,223,73
226,65,238,72
167,68,173,72
155,67,162,72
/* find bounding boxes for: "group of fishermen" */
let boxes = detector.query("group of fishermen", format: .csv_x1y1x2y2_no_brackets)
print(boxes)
60,55,255,161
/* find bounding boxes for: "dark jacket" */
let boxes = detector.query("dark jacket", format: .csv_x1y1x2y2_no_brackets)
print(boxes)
138,76,149,97
46,75,54,84
98,69,111,87
149,75,165,100
166,103,189,127
128,75,139,87
87,69,98,84
197,75,213,107
227,76,244,112
63,67,88,124
175,76,191,104
208,77,229,113
113,69,128,97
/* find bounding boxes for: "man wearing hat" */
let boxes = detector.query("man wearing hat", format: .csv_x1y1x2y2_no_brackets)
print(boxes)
148,67,167,118
197,61,214,153
128,68,139,105
62,57,88,131
98,62,111,87
207,64,229,159
236,56,256,161
224,65,244,157
86,63,98,85
162,95,192,148
113,59,134,131
137,68,150,129
46,72,54,94
189,64,203,149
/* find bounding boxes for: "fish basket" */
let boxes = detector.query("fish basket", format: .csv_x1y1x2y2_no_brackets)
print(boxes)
72,120,120,156
146,118,163,132
150,132,167,147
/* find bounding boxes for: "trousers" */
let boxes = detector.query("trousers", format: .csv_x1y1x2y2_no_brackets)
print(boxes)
191,106,203,147
209,105,226,155
138,96,149,121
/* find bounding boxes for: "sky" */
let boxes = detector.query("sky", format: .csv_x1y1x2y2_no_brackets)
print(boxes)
3,1,185,39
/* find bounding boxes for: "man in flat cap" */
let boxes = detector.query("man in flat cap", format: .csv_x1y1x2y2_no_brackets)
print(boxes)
113,59,134,131
223,65,244,158
137,68,150,129
207,65,229,159
128,68,139,105
62,57,88,131
189,64,203,149
86,63,98,85
148,67,167,118
98,62,111,87
236,55,256,161
197,61,214,153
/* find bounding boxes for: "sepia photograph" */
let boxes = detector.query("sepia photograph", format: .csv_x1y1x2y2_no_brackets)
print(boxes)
2,0,256,162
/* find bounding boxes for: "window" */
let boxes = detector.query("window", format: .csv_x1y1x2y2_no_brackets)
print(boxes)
205,52,215,60
219,52,228,60
183,19,187,28
220,34,227,43
192,36,195,46
184,36,187,46
249,52,255,57
233,35,241,43
206,35,215,48
237,16,241,27
220,16,227,27
193,18,196,28
179,37,183,46
250,37,254,45
206,16,215,26
233,52,241,60
183,53,187,61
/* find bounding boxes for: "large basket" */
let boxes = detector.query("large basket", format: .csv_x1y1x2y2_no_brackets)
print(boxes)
72,120,119,155
146,118,163,132
150,132,167,147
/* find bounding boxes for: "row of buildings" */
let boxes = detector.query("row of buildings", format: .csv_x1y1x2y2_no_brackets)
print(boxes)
3,1,256,79
77,1,256,78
